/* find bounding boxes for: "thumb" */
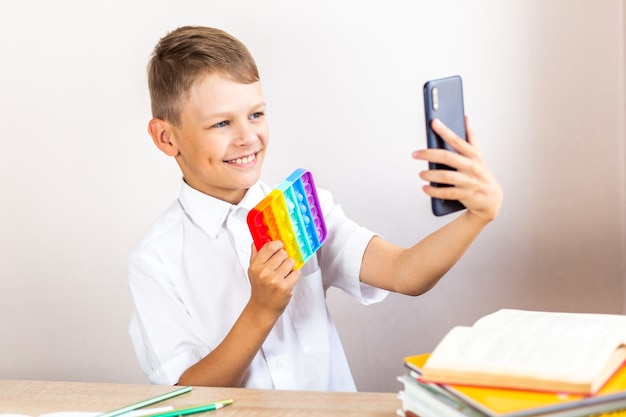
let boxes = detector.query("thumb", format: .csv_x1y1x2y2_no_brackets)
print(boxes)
250,242,258,260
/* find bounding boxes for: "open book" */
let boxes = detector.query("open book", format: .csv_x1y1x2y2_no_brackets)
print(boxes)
420,309,626,394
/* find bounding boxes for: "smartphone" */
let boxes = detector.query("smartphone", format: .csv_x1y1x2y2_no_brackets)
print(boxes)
423,75,467,216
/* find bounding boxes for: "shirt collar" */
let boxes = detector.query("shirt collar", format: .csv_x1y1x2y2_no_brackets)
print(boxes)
178,179,268,237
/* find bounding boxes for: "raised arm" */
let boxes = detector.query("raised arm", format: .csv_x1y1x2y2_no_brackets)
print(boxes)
360,116,503,295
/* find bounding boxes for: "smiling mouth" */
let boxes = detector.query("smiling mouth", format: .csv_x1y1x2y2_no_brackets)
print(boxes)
225,152,258,166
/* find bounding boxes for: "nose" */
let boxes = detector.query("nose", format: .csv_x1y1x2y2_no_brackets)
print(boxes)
234,120,257,146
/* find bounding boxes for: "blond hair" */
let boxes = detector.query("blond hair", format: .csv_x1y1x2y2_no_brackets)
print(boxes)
147,26,260,126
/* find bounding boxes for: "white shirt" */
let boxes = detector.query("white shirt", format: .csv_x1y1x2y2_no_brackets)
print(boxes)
128,180,387,391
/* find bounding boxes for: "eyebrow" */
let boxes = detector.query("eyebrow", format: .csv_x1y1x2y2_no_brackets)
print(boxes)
202,101,267,122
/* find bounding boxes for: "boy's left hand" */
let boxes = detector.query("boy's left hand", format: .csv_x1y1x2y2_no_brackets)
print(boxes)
412,116,503,223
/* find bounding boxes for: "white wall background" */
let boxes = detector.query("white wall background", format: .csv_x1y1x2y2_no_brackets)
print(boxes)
1,0,624,393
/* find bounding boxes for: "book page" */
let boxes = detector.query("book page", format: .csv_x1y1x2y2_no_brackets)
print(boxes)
425,309,626,382
0,413,99,417
0,406,174,417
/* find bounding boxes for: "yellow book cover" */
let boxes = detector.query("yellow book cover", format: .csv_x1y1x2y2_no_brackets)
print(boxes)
403,353,626,417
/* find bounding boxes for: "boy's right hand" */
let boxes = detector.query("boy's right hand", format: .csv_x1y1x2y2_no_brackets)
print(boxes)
178,240,300,387
247,241,301,317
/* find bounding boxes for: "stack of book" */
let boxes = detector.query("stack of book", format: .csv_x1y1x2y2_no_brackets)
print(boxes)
397,309,626,417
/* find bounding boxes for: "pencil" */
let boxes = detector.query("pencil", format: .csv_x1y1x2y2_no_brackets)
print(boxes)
96,386,193,417
141,399,234,417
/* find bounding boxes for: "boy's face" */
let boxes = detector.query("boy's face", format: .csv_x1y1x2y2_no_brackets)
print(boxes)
169,73,268,204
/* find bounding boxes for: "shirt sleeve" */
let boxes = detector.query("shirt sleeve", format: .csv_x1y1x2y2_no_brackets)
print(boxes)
128,246,209,385
316,188,388,304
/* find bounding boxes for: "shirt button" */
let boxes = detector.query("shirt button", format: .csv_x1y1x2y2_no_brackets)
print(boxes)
274,359,284,368
241,244,251,253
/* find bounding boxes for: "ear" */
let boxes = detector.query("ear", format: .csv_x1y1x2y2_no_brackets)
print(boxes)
148,118,180,157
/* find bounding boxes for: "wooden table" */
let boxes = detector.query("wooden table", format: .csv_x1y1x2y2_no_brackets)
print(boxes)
0,380,399,417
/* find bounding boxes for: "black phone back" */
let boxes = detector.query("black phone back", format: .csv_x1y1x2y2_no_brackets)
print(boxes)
423,75,467,216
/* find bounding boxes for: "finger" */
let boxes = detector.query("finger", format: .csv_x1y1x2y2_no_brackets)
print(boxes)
417,148,472,173
273,254,297,275
253,241,295,274
431,118,477,158
420,166,464,185
265,249,294,273
283,267,301,287
255,240,284,264
250,242,258,260
464,115,483,154
422,171,476,201
422,183,463,201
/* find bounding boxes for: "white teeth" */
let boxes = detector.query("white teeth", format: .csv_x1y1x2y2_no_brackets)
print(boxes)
231,153,256,165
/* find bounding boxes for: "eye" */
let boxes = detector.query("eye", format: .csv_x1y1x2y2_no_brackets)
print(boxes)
249,112,264,120
212,120,230,128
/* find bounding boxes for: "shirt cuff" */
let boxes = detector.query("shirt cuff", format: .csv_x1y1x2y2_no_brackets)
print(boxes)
148,346,208,385
342,226,389,305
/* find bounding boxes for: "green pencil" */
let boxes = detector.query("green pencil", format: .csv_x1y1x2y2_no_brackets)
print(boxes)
142,399,234,417
96,386,193,417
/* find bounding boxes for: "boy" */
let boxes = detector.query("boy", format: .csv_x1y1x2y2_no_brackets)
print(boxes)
128,26,502,391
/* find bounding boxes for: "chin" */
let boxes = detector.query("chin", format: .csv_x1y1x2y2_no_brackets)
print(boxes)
239,168,262,187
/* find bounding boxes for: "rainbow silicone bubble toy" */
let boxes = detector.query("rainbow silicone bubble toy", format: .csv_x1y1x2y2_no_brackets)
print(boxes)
247,168,327,270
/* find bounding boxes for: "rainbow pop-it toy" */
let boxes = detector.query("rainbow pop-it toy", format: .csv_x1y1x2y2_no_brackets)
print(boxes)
247,168,327,269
